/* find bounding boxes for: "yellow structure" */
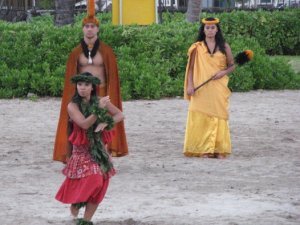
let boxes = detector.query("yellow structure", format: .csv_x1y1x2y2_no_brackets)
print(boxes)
112,0,157,25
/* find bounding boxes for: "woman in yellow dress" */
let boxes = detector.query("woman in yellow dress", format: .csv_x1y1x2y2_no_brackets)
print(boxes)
183,17,236,159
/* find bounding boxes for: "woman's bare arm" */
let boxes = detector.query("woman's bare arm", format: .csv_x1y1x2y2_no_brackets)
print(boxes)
106,102,124,124
213,43,236,80
224,43,235,74
67,102,97,130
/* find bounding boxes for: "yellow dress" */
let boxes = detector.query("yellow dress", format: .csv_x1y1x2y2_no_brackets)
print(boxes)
183,41,231,157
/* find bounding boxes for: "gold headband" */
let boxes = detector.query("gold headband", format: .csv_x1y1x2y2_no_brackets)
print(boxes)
201,18,220,25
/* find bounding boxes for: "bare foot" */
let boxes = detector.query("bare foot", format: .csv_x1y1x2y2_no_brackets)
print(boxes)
215,154,226,159
70,204,79,219
202,153,214,158
202,154,209,158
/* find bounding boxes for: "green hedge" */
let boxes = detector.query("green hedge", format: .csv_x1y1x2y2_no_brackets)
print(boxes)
214,9,300,55
228,37,299,91
0,10,299,99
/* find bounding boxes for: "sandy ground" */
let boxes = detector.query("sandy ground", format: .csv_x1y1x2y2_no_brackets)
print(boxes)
0,90,300,225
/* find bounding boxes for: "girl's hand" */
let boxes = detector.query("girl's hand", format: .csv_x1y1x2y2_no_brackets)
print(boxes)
187,85,195,96
212,71,226,80
94,123,108,132
99,96,110,108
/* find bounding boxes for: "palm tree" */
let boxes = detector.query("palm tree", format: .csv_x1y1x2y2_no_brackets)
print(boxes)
54,0,75,26
186,0,202,23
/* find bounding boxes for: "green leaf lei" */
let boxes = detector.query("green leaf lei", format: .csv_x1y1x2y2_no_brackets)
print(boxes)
79,96,115,174
71,74,101,85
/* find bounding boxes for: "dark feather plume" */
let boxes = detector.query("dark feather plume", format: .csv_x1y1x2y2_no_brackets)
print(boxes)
235,50,254,66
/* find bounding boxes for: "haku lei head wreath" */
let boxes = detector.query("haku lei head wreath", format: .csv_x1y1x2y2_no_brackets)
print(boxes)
82,0,99,26
71,72,101,85
201,17,220,25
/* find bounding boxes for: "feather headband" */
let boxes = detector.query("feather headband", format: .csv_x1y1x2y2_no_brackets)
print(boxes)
82,0,99,26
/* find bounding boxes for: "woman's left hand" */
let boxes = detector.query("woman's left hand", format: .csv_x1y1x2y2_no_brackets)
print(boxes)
99,96,110,108
94,123,108,132
212,71,226,80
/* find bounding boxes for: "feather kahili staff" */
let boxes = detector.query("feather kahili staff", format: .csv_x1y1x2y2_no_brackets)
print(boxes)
194,50,254,92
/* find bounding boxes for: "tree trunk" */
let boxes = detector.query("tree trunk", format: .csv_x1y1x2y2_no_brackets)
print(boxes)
158,0,163,23
97,0,102,12
54,0,75,26
186,0,202,23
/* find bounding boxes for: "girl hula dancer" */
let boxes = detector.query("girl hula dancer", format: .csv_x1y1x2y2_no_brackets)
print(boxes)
55,72,124,225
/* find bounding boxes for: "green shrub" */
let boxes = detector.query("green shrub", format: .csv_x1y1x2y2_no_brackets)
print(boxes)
0,10,299,99
205,9,300,55
228,37,299,91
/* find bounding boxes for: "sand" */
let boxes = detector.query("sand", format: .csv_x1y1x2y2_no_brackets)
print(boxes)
0,90,299,225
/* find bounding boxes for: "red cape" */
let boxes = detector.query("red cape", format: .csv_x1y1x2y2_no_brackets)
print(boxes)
53,41,128,162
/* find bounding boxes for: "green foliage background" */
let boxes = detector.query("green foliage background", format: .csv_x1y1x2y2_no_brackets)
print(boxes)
0,9,299,99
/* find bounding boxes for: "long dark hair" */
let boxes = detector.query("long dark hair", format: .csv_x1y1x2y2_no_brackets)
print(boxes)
197,18,226,55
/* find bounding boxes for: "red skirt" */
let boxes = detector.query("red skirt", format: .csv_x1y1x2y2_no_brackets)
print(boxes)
55,174,109,204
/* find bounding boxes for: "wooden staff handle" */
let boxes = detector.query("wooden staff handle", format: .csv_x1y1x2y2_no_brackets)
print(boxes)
193,76,215,92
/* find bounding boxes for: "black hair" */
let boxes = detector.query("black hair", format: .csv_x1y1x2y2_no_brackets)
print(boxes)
197,17,226,55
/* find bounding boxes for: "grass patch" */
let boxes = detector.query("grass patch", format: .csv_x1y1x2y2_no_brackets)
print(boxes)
271,55,300,74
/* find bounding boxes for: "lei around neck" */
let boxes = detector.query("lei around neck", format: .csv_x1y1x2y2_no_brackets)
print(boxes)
74,96,115,174
81,38,100,59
